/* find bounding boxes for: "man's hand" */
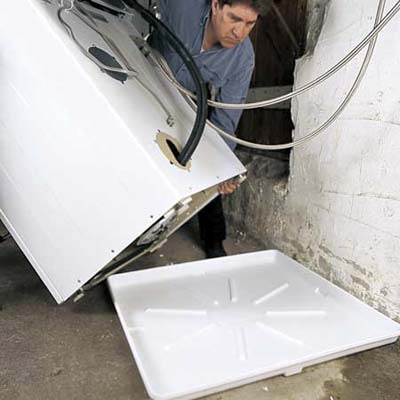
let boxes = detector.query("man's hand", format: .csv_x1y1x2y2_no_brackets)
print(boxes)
218,179,240,196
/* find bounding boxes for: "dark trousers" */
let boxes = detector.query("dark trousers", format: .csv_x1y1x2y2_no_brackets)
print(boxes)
197,86,226,245
198,196,226,244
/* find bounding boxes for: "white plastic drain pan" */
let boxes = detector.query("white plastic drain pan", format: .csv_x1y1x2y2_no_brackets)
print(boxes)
108,250,400,400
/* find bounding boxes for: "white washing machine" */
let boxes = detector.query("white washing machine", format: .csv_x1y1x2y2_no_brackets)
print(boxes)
0,0,246,303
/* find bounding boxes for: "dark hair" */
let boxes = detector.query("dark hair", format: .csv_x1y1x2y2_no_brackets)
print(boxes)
217,0,273,16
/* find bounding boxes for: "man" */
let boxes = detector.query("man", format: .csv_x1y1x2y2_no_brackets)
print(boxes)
151,0,271,258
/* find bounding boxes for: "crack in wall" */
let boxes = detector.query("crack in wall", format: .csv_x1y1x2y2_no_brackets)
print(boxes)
305,0,331,54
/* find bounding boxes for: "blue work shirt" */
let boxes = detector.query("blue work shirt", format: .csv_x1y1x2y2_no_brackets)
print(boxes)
151,0,255,149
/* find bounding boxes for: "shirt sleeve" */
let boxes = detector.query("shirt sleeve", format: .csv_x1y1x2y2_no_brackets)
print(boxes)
157,0,171,24
209,63,254,150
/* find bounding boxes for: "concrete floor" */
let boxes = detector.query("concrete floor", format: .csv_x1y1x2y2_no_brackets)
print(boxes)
0,223,399,400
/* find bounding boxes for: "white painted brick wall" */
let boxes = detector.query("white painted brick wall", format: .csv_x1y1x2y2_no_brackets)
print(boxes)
286,0,400,318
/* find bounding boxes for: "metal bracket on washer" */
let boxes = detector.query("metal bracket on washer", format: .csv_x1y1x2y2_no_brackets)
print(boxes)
0,232,11,243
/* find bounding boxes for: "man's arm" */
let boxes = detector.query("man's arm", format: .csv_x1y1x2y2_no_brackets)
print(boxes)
209,63,254,151
209,63,254,194
156,0,171,23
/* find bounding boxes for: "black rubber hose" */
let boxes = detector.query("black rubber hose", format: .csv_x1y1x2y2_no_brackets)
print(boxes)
122,1,209,165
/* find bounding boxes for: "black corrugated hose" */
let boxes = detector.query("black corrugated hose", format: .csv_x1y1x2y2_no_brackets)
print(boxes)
121,0,209,165
80,0,208,165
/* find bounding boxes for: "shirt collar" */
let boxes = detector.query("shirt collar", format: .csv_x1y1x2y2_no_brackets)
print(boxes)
200,2,211,27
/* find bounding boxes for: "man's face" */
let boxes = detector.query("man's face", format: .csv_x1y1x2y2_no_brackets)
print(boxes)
211,0,259,48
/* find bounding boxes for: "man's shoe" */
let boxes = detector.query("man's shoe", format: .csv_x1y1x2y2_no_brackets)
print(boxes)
204,241,227,259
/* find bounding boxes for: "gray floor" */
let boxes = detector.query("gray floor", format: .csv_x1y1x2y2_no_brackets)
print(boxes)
0,224,399,400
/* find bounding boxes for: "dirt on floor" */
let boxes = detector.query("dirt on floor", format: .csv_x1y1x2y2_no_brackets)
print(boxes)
0,223,399,400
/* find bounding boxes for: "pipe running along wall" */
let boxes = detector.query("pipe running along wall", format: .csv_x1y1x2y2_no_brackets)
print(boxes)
61,0,400,151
